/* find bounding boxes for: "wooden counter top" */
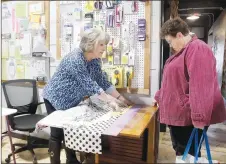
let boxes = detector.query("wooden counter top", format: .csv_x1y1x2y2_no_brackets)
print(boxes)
119,106,158,138
97,106,159,164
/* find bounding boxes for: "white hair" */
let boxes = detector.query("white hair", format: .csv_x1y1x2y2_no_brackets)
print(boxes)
79,28,110,52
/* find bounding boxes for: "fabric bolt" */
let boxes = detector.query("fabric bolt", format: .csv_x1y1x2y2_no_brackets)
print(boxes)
62,97,125,154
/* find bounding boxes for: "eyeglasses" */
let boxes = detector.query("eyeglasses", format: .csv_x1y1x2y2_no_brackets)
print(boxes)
165,38,174,47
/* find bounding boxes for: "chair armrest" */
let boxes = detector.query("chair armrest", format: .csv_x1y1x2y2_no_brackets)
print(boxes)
37,102,44,106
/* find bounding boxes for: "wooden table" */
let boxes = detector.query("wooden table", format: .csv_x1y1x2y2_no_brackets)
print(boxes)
36,104,158,163
95,106,159,164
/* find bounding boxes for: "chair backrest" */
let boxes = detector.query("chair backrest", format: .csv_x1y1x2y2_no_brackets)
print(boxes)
2,79,39,128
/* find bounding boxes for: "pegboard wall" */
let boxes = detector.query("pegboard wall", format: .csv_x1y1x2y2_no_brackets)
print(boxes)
57,1,150,92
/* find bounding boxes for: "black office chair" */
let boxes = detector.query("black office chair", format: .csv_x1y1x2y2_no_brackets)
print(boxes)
2,79,47,164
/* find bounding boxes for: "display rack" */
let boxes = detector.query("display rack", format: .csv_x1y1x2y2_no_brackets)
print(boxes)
55,1,152,95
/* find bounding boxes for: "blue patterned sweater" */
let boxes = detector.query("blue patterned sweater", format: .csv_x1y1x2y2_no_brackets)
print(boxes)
43,48,114,110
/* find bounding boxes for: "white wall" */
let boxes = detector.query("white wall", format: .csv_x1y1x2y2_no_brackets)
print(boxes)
208,9,226,92
150,1,161,98
49,1,59,77
0,2,4,135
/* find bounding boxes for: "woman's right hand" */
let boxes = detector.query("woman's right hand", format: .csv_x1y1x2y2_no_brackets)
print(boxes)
97,92,128,111
108,101,127,112
105,94,128,111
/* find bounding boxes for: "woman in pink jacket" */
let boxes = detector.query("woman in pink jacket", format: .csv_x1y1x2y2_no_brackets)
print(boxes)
154,18,226,157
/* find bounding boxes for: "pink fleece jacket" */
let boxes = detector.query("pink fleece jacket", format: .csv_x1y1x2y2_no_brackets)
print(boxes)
155,36,226,127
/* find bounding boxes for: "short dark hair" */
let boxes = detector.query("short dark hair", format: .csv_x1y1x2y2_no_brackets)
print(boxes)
160,17,190,38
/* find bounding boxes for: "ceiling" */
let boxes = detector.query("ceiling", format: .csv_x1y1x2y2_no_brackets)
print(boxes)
178,0,226,27
164,0,226,29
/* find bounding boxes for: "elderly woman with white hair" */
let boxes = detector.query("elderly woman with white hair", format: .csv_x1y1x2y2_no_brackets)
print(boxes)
43,28,131,164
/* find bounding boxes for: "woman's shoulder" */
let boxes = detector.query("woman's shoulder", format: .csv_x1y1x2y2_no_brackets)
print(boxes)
186,38,214,61
65,48,83,59
189,38,211,51
61,48,85,65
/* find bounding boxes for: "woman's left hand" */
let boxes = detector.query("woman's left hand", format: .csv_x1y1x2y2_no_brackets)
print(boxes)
152,99,158,107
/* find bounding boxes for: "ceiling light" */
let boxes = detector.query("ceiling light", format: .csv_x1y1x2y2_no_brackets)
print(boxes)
187,13,200,20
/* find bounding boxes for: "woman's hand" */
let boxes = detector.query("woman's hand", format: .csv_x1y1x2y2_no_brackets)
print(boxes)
117,95,133,106
97,92,128,111
123,99,133,106
152,99,158,107
106,94,128,108
106,89,134,106
108,101,127,112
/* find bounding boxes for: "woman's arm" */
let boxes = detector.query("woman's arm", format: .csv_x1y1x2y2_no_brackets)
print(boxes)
154,90,161,104
92,59,113,91
92,59,132,106
186,42,216,128
107,89,133,106
68,56,103,96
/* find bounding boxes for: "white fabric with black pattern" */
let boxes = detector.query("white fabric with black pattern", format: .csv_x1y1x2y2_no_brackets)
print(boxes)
63,96,124,154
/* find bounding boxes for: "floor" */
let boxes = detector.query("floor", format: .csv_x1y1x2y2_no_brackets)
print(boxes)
1,123,226,163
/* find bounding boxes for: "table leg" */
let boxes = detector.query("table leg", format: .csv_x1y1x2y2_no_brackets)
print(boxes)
6,116,16,164
95,154,99,164
147,114,156,163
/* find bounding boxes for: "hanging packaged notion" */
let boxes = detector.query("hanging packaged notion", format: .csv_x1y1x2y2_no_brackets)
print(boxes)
105,1,114,9
115,5,123,24
84,13,94,22
64,24,73,40
106,11,115,28
138,19,146,41
84,13,94,31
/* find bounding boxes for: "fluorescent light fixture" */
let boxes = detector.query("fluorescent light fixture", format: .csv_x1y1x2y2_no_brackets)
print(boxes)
187,13,200,20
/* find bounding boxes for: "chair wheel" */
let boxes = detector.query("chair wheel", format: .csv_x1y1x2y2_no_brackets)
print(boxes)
5,157,10,163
